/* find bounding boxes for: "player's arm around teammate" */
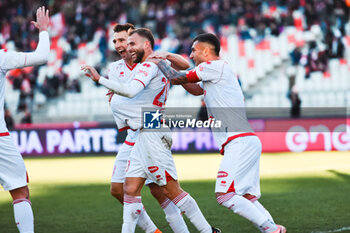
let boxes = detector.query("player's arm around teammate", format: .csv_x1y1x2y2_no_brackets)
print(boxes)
150,33,287,233
0,6,50,233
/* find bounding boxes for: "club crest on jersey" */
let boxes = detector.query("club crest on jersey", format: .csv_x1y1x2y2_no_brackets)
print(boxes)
119,71,124,77
143,110,162,129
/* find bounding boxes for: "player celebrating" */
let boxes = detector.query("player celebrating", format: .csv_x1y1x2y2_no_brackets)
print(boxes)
149,33,287,233
82,28,220,233
0,6,50,233
83,24,190,233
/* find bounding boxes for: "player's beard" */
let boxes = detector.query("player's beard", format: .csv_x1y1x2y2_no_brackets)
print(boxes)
133,49,145,64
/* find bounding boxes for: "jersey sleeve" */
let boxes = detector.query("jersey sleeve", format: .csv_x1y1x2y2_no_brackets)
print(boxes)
186,61,221,82
0,50,26,72
132,62,158,88
0,31,49,72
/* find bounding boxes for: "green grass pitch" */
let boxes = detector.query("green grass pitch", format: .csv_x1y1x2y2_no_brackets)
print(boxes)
0,152,350,233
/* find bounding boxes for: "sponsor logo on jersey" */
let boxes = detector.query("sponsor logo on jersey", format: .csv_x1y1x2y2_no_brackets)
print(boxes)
139,69,148,77
198,65,204,71
217,171,228,178
148,166,159,173
143,110,162,129
220,180,227,187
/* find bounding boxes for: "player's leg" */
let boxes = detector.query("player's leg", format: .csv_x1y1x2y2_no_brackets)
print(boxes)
0,135,34,233
112,140,159,233
110,182,124,203
148,182,189,233
122,177,148,233
140,130,217,233
215,137,285,233
244,194,274,223
10,186,34,233
110,139,134,203
161,177,214,233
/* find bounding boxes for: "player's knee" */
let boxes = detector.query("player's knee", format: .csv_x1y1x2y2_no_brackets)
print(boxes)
123,183,139,196
10,186,30,201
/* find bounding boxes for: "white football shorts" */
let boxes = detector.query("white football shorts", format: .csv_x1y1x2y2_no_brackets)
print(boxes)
111,130,139,183
215,135,262,198
126,128,178,186
0,135,28,191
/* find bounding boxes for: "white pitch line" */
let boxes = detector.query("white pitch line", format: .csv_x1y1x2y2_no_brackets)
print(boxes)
311,227,350,233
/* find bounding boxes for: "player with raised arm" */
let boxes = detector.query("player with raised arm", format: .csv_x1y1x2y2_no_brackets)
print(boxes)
0,6,50,233
149,33,287,233
83,24,189,233
82,28,221,233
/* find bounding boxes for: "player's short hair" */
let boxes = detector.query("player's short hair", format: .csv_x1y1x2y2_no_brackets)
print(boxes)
193,33,221,56
129,28,155,49
113,23,135,33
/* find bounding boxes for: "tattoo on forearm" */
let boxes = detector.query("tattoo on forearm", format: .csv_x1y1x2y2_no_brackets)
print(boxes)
158,60,188,85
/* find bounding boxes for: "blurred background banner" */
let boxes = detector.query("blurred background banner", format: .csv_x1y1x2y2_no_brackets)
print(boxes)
12,117,349,157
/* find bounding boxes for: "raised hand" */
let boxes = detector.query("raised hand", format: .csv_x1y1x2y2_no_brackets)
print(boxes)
81,65,101,82
31,6,50,32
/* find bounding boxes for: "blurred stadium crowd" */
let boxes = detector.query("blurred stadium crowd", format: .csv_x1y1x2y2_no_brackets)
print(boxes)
1,0,349,124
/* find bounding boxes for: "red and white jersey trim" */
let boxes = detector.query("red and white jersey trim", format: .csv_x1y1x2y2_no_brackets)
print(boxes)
124,140,135,146
0,132,10,137
186,69,200,82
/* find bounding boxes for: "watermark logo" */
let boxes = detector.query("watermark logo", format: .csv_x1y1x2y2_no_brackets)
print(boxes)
143,110,162,129
143,109,222,129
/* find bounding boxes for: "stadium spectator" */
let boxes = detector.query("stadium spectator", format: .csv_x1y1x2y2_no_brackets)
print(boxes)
20,108,32,124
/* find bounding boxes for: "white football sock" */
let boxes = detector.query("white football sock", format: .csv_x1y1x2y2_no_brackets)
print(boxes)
218,192,277,232
173,192,211,233
252,200,275,223
137,207,158,233
161,198,189,233
259,220,278,233
122,195,143,233
13,198,34,233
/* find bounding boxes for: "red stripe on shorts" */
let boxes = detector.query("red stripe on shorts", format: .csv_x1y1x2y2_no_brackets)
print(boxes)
220,132,256,155
0,132,10,136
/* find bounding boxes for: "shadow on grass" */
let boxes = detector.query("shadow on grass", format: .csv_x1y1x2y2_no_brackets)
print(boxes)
0,174,350,233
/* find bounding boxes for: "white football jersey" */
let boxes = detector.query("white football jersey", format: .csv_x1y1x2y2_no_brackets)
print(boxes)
189,60,254,147
0,50,30,133
108,60,140,130
110,61,169,131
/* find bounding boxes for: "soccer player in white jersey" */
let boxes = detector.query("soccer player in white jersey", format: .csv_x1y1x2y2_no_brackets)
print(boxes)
0,6,50,233
149,33,287,233
83,24,190,233
82,28,221,233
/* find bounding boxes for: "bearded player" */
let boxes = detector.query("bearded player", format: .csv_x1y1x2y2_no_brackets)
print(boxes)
83,24,190,233
82,28,221,233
